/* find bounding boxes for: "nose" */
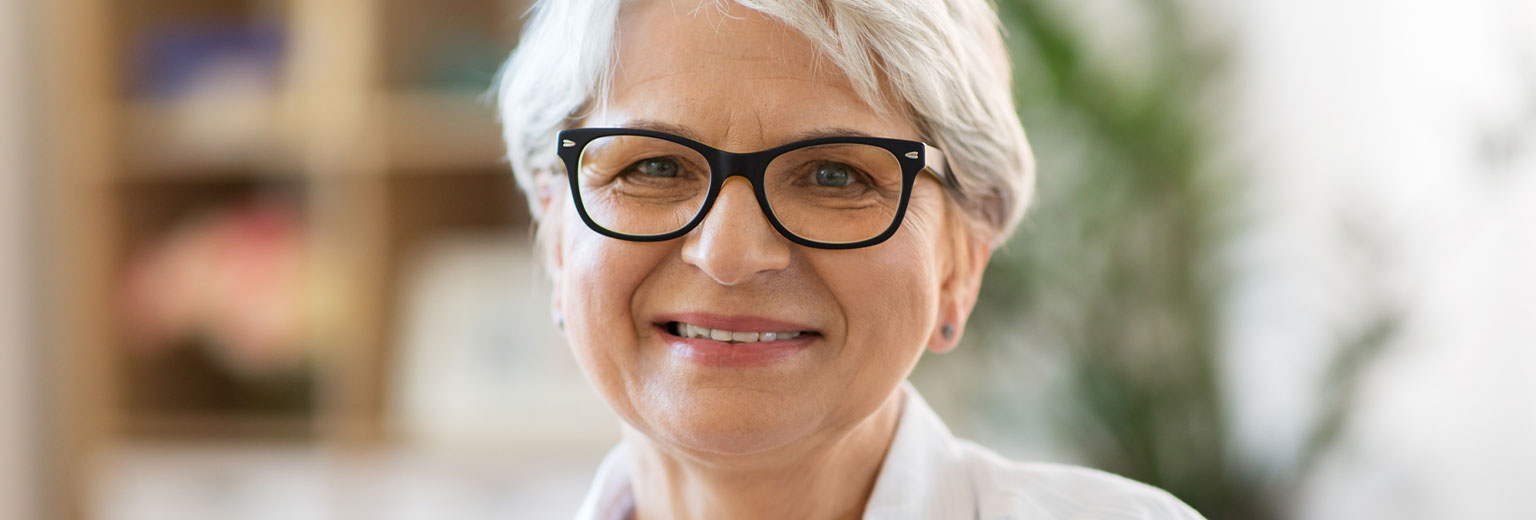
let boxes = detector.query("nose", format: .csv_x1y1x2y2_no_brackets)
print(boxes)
681,177,792,285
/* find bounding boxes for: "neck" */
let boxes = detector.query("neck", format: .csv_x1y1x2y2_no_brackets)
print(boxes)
625,388,906,520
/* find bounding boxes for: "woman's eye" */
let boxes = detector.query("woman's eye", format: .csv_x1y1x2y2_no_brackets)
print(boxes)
813,163,856,187
633,157,681,178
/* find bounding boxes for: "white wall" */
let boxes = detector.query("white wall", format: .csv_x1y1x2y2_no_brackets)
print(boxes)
1223,0,1536,518
0,0,38,516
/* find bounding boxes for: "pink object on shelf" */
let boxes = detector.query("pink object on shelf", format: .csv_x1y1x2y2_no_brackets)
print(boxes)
121,198,314,376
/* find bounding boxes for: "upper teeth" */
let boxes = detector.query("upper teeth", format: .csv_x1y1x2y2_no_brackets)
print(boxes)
675,322,803,343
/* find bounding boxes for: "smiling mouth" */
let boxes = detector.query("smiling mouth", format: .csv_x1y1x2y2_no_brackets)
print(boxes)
663,321,819,344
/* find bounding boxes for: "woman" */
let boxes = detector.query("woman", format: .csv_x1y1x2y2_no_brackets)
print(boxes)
496,1,1205,518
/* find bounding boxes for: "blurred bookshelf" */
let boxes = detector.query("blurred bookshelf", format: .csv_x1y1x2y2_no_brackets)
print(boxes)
41,0,536,518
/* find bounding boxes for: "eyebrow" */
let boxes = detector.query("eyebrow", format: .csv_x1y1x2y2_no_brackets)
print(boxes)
785,127,876,142
620,119,707,142
614,119,879,149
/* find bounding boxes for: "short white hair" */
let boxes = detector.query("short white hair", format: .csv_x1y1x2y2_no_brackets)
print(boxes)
495,0,1035,246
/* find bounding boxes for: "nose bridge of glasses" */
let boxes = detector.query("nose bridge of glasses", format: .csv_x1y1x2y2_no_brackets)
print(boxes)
700,150,772,227
711,149,766,186
700,150,787,236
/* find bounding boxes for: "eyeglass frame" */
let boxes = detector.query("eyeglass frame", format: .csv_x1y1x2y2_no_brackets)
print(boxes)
556,127,964,250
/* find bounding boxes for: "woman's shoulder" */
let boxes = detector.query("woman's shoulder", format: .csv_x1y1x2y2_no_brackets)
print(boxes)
953,439,1207,520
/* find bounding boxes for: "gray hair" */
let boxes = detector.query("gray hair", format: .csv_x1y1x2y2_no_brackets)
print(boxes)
495,0,1034,246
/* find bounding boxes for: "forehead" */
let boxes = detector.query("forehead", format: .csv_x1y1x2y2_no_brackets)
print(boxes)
591,0,917,151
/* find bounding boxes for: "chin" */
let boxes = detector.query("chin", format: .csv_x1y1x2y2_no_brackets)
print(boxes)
636,382,825,457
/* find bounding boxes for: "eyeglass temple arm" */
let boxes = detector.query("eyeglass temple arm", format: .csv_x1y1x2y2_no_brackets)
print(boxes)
923,143,967,198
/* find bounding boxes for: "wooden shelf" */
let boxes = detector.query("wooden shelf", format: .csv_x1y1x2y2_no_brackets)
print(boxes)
120,90,508,179
119,413,318,442
44,0,527,517
120,95,299,178
383,90,506,172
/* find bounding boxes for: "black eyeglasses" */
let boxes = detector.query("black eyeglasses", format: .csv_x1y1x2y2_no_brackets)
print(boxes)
556,127,962,250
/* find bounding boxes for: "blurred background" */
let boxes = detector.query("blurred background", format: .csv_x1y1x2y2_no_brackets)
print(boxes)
2,0,1532,518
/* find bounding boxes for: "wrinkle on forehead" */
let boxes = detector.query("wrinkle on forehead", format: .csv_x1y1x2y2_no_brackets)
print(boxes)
718,101,766,148
612,4,849,89
600,0,916,149
615,0,852,91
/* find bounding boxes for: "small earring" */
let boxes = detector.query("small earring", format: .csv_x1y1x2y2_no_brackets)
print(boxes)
556,317,565,331
940,323,954,340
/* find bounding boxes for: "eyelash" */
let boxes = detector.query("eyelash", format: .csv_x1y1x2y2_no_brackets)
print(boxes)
616,156,698,180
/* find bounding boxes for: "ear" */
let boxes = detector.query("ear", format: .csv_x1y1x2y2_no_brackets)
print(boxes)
532,171,567,331
531,169,559,223
928,223,993,354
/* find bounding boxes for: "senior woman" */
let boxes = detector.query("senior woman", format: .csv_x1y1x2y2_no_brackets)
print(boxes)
496,1,1203,519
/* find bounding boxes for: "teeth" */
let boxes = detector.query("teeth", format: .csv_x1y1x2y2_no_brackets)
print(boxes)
673,322,804,343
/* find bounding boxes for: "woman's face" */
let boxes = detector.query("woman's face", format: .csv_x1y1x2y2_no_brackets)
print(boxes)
541,1,989,456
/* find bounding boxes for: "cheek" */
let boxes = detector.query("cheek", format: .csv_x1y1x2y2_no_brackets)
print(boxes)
558,201,639,316
556,206,661,399
823,207,945,364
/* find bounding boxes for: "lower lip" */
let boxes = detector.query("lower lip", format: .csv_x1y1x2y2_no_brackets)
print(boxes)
657,324,816,368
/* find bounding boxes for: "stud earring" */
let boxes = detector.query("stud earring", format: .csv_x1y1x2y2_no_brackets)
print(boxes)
940,323,954,340
556,317,565,331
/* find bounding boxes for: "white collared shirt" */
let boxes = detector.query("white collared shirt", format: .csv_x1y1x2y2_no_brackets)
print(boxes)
574,382,1206,520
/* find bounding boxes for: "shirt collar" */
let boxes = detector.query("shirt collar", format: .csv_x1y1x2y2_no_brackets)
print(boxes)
572,439,634,520
862,381,978,519
572,381,976,520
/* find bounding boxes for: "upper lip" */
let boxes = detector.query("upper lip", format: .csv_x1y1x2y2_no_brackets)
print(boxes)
654,312,820,334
